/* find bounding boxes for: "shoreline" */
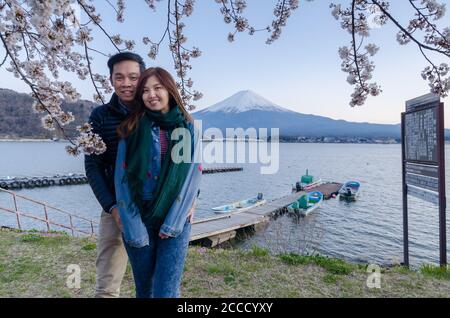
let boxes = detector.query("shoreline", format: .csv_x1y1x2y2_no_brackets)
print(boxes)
1,138,450,145
0,138,402,144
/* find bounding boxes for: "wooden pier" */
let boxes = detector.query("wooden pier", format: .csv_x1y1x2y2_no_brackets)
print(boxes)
190,182,343,247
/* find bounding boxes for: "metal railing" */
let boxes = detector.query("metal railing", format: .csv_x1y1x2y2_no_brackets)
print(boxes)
0,188,97,237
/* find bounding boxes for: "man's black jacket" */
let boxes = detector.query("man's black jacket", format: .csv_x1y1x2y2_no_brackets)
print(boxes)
84,94,128,214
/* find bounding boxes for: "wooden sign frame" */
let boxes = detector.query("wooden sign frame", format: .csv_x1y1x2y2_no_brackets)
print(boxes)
401,94,446,267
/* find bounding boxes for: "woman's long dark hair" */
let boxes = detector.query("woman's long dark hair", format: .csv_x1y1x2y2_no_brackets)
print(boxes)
117,67,193,139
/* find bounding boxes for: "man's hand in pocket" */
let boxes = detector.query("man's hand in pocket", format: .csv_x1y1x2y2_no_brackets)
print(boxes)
111,207,123,232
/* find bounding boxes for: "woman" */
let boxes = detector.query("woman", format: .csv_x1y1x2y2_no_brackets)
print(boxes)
114,67,201,298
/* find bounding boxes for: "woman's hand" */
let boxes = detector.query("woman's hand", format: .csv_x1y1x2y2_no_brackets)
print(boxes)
159,233,169,239
159,200,197,239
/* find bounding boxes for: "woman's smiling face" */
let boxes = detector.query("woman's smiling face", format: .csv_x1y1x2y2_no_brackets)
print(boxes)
142,75,170,113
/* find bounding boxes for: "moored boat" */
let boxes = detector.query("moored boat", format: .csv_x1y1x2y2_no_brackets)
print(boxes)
292,169,322,192
338,181,360,201
212,193,266,214
287,191,324,217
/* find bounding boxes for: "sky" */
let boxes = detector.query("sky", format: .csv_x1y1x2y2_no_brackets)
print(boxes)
1,0,449,126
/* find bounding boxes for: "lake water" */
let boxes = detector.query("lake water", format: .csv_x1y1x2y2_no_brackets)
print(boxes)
0,140,448,267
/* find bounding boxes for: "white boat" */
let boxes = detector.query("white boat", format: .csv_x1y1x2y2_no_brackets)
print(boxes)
212,193,266,214
338,181,360,201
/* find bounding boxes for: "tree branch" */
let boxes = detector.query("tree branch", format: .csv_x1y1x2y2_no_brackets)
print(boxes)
408,0,446,40
351,0,365,88
0,49,7,69
0,33,75,145
77,0,121,52
371,0,450,57
84,43,106,105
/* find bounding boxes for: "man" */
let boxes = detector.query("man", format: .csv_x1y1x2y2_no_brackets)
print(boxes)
85,52,145,298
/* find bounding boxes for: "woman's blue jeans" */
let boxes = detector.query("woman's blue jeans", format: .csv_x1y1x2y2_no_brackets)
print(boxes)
123,219,191,298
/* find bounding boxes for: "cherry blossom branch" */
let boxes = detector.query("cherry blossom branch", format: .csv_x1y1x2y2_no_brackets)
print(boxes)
332,1,382,106
0,50,7,68
408,0,447,40
76,0,121,52
266,0,300,44
0,32,75,144
371,0,449,96
84,42,106,104
371,0,449,57
351,0,364,88
332,0,449,105
419,44,450,96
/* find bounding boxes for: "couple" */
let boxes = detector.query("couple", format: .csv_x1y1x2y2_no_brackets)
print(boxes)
85,52,201,298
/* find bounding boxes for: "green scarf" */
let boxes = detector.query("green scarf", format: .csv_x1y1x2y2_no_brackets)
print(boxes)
124,106,191,229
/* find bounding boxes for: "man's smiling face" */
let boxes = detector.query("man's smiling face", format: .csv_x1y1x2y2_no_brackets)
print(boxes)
110,60,141,106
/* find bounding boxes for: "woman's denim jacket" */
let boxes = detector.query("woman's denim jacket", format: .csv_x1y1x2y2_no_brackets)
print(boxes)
114,122,202,248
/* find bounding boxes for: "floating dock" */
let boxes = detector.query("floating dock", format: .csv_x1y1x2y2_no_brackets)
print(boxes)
0,174,88,190
190,182,343,247
201,167,243,174
0,167,243,190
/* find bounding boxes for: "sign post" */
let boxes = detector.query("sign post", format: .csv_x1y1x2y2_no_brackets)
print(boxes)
401,93,446,267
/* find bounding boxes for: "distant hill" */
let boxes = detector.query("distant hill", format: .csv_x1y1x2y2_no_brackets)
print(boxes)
0,88,97,139
193,90,403,138
194,90,450,139
1,88,448,140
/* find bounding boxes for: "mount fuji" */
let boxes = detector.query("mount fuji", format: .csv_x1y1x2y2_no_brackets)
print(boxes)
201,90,291,114
193,90,401,138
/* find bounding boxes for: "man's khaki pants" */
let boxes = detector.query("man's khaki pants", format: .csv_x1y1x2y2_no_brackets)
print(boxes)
95,211,128,298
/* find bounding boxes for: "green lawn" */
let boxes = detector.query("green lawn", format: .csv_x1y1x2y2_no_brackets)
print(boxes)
1,228,449,298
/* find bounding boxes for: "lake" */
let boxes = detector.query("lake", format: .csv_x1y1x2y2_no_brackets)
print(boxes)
0,140,448,267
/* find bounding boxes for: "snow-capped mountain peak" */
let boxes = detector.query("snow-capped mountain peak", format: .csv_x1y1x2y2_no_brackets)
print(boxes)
202,90,291,113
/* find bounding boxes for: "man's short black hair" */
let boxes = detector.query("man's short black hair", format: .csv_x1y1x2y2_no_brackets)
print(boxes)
107,52,146,76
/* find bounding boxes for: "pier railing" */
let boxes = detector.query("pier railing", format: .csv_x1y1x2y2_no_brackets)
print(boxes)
0,188,97,237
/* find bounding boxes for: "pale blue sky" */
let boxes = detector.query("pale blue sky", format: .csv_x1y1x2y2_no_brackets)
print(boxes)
1,0,449,126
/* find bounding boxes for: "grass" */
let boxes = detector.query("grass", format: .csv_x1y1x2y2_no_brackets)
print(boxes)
279,252,310,266
81,242,97,251
19,233,45,243
1,229,449,298
279,252,355,275
249,245,270,258
323,274,339,284
420,264,450,280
